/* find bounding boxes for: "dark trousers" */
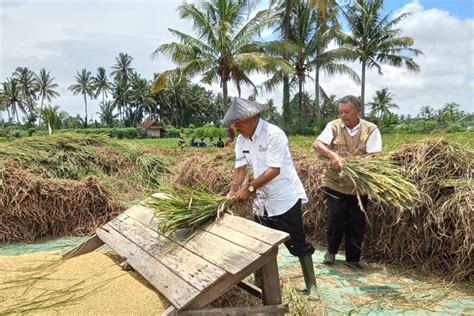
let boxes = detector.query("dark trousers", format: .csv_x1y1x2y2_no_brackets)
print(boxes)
323,187,368,262
254,199,315,257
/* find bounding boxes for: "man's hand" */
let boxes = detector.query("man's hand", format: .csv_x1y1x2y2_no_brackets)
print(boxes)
234,186,251,201
329,153,342,172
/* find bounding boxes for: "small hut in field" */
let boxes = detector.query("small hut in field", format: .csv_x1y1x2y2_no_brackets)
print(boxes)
139,119,166,138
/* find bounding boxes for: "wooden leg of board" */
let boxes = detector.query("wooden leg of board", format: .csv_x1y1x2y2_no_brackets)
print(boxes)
62,234,104,259
260,255,284,315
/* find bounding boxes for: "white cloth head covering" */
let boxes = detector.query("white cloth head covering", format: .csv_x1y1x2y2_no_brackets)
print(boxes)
221,97,268,127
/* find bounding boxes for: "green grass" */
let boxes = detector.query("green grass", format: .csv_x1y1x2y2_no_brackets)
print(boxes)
117,138,180,148
289,132,473,152
3,132,472,151
120,133,473,152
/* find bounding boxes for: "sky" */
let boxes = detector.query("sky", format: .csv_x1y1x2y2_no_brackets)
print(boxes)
1,0,473,122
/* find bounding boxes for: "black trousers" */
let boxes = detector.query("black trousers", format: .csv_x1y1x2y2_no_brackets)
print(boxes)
254,199,315,257
323,187,368,262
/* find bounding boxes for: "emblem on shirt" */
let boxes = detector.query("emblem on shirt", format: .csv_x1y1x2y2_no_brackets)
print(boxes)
258,145,267,152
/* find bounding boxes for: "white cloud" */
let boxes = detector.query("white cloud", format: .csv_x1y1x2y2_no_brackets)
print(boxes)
331,0,474,116
1,0,192,117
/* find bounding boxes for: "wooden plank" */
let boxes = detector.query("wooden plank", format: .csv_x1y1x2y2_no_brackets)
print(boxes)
179,304,289,315
62,234,104,259
217,215,289,246
186,247,279,309
110,216,226,292
125,208,261,275
175,229,260,275
237,281,262,299
96,225,199,310
260,257,282,306
124,204,159,226
203,222,271,254
162,306,177,316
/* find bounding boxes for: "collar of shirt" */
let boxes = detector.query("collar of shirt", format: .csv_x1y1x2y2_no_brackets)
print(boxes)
340,120,361,136
250,117,265,141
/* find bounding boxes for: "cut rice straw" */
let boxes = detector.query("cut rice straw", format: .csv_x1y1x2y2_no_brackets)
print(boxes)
341,158,421,213
143,184,234,235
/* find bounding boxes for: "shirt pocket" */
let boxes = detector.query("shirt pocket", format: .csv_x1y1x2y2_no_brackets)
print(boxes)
256,150,267,165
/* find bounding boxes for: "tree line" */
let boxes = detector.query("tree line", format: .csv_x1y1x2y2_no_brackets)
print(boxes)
0,0,470,134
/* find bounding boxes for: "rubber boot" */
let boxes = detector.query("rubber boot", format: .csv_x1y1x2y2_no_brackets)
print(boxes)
298,256,320,300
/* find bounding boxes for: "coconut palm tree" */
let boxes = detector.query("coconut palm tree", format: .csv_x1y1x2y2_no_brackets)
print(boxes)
128,72,155,126
40,105,64,131
68,69,95,127
263,1,358,122
342,0,422,107
308,4,359,119
269,0,339,126
97,101,118,127
2,78,22,124
419,105,434,119
93,67,112,105
13,67,37,117
153,0,292,110
160,73,191,127
35,68,60,127
367,87,398,118
0,86,11,122
263,1,317,120
111,53,134,121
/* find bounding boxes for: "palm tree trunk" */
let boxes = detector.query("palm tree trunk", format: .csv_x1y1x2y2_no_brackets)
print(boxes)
14,103,20,124
222,78,229,111
282,0,292,129
361,60,366,116
39,96,45,127
315,65,320,120
298,79,303,118
6,107,11,123
83,93,88,128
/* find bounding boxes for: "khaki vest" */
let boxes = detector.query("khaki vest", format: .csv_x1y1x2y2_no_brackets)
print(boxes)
322,118,377,195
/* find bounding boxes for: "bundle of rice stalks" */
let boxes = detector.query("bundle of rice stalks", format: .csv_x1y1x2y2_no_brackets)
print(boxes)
341,158,421,212
0,133,169,196
174,151,253,218
118,144,168,189
0,133,113,180
292,151,326,231
391,139,472,196
371,139,474,281
0,161,125,242
143,185,233,235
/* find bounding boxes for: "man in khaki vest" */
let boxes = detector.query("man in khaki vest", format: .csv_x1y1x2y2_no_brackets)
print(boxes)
313,95,382,270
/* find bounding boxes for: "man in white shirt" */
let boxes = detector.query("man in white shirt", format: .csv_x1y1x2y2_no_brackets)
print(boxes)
313,95,382,270
223,97,320,300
